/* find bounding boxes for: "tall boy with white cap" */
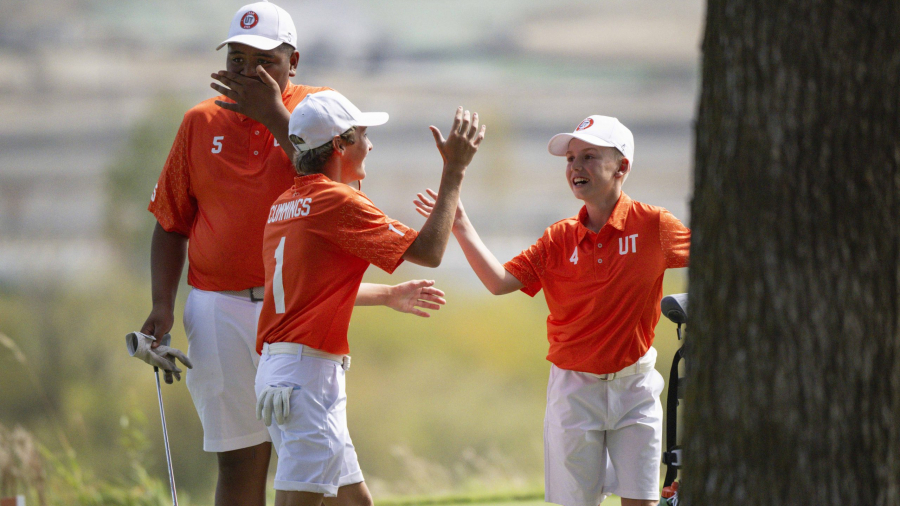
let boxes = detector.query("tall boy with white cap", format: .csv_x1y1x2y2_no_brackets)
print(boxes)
415,115,691,506
135,3,447,505
254,90,485,505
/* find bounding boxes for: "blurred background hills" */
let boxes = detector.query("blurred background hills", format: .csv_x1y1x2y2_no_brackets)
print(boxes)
0,0,701,283
0,0,701,502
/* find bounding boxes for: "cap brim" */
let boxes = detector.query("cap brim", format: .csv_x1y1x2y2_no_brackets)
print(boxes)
547,132,616,156
354,112,389,127
216,35,288,51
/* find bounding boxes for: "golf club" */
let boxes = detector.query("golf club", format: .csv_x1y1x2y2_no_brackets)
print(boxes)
154,365,179,506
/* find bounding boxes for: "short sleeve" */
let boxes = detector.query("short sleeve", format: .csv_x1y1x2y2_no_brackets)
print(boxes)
333,194,418,273
660,210,690,268
503,232,550,297
148,118,197,236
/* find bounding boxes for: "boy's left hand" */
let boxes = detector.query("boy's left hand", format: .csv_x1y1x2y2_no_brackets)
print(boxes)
387,279,446,318
210,66,286,126
414,188,467,231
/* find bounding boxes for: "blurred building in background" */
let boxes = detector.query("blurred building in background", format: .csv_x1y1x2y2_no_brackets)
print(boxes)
0,0,702,285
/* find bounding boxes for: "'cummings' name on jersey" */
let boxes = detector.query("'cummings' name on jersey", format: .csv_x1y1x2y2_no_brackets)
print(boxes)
267,198,311,224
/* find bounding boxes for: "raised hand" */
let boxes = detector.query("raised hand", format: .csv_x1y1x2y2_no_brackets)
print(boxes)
414,188,467,231
386,279,447,318
429,107,486,172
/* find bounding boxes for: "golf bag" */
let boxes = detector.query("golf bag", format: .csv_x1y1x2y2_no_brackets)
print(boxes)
660,293,687,506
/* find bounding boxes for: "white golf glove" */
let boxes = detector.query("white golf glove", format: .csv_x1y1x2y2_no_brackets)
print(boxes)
256,386,293,426
126,332,193,384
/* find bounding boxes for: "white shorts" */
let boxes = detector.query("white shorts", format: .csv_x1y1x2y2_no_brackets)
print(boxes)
255,345,363,496
544,347,664,506
183,288,271,452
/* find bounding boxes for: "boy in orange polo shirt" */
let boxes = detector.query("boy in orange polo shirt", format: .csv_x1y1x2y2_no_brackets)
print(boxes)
254,91,485,505
134,3,447,505
415,116,690,506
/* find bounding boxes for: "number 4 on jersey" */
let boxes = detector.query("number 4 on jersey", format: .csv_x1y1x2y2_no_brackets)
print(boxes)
570,248,578,265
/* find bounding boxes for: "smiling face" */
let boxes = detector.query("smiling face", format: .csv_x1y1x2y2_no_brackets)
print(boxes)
339,126,373,184
225,42,299,93
565,138,630,204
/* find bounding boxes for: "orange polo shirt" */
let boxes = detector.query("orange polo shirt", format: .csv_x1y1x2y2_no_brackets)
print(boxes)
504,193,690,375
148,82,330,291
256,174,418,355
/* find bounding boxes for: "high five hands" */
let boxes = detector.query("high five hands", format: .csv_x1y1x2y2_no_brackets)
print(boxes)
430,108,486,171
414,188,467,230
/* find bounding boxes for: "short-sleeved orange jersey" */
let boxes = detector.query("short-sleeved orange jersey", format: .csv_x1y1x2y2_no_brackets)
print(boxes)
148,83,330,291
504,193,690,375
256,174,418,355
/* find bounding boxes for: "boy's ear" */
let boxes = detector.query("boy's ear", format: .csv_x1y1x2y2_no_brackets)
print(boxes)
332,136,344,153
616,158,631,177
289,51,300,76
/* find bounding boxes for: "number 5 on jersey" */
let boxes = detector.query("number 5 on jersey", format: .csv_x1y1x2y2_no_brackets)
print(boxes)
273,237,286,313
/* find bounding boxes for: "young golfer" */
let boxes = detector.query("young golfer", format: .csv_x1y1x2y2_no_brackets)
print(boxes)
132,3,446,505
253,90,484,505
415,116,690,506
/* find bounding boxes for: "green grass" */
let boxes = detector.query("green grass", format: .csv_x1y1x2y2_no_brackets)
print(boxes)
1,267,686,502
376,492,623,506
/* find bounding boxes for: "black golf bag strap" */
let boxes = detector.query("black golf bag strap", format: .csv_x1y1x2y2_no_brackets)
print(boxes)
662,346,684,487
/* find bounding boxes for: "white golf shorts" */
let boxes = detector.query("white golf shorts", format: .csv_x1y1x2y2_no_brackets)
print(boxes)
183,288,271,452
255,345,363,496
544,347,664,506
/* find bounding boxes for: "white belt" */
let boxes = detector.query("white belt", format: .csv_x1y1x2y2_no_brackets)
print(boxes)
591,359,655,381
218,287,265,302
262,342,350,371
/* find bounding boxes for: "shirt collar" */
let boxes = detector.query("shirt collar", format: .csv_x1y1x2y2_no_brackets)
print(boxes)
293,173,329,188
238,82,296,122
575,192,632,241
607,192,632,231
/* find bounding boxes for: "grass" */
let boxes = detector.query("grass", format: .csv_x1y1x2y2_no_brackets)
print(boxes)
0,268,686,503
377,491,623,506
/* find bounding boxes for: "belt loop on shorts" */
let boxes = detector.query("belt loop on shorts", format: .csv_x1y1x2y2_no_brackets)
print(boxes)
595,360,655,381
217,286,265,302
262,342,350,371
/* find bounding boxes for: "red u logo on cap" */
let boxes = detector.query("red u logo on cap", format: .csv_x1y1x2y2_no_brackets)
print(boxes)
241,11,259,29
576,118,594,131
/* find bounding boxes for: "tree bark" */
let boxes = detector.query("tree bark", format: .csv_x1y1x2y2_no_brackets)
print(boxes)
683,1,900,504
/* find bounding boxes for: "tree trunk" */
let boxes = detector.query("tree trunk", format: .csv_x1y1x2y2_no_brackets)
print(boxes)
683,1,900,504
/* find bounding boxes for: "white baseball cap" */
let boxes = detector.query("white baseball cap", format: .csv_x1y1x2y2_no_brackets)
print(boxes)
548,115,635,166
216,1,297,51
288,90,390,152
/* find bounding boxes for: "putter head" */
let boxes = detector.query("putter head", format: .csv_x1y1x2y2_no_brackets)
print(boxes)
661,293,688,324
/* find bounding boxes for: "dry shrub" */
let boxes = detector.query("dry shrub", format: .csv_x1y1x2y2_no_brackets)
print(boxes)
0,422,46,505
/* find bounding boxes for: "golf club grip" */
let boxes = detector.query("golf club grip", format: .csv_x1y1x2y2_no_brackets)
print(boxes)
155,368,179,505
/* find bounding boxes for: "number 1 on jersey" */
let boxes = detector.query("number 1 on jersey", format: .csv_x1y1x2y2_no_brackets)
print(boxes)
273,237,286,314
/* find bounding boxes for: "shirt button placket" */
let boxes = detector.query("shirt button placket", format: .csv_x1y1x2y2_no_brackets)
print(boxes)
595,241,605,272
249,123,263,168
